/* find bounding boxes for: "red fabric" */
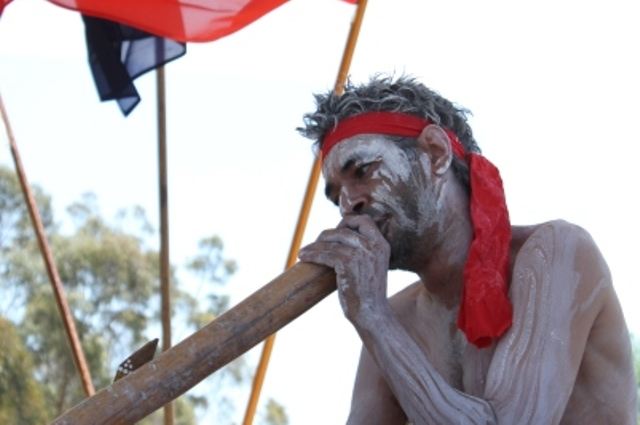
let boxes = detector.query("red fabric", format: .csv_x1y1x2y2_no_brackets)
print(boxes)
45,0,288,43
0,0,13,16
321,111,466,159
322,111,513,348
458,155,512,348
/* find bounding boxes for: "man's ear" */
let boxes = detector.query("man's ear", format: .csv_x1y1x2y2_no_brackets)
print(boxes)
416,124,453,176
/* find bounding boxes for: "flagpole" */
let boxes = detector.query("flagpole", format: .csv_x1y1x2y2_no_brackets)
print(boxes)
156,64,174,425
241,1,369,423
0,93,96,397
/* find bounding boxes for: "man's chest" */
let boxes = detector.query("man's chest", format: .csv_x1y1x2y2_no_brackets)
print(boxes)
402,291,495,396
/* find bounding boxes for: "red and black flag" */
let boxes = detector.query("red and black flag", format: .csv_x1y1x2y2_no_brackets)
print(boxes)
73,0,288,115
2,0,289,115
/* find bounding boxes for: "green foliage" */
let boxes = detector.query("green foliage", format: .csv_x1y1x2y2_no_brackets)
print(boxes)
0,318,51,424
0,165,286,424
188,235,237,284
2,195,162,407
0,166,54,250
262,398,289,425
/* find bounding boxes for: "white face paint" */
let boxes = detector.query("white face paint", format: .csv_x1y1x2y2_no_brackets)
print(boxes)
323,134,447,269
323,134,413,185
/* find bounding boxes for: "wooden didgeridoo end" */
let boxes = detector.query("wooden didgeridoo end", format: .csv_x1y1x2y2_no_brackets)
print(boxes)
52,262,336,425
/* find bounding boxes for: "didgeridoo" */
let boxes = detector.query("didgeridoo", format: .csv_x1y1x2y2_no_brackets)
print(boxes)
51,262,336,425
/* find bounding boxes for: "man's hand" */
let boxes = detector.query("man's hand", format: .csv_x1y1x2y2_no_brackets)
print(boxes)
299,215,391,326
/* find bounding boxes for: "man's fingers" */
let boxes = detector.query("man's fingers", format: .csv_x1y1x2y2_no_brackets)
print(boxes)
338,214,384,241
298,242,354,268
315,227,367,250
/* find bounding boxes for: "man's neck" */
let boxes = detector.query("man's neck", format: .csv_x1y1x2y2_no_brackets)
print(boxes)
415,179,472,309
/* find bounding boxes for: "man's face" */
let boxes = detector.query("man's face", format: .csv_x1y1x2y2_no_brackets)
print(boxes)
322,134,445,270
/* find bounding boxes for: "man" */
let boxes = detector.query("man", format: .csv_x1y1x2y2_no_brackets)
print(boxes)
297,75,637,424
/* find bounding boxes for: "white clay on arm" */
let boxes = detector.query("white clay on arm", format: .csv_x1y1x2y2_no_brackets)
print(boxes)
484,221,608,424
352,302,497,425
347,347,407,425
349,222,610,425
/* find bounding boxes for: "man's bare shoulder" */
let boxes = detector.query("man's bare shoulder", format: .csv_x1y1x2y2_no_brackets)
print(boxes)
388,281,424,319
509,219,613,320
512,219,593,246
508,221,636,423
512,219,610,279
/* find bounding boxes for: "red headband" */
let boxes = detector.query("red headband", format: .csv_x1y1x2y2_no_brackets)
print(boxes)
322,112,512,348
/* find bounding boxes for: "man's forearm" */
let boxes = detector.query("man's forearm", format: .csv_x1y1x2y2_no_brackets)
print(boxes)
354,304,497,425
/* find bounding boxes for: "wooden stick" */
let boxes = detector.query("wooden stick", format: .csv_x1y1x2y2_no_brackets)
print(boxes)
0,93,96,396
156,63,174,425
51,262,336,425
332,0,369,96
241,1,369,423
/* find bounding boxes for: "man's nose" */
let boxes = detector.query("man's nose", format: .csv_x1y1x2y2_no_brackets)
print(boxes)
339,187,368,216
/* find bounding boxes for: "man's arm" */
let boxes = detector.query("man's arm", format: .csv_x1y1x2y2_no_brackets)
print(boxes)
358,221,615,424
482,221,611,423
300,215,497,423
301,219,613,424
347,346,407,425
350,299,498,424
347,282,427,425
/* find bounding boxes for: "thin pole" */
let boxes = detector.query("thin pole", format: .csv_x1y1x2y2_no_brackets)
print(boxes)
156,65,174,425
0,93,95,396
241,1,369,423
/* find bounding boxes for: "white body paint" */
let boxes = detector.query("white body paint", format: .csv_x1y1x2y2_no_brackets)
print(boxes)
322,134,414,184
302,127,637,425
322,134,449,266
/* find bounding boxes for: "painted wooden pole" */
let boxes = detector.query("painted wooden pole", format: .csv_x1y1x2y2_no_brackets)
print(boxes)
241,1,369,423
0,93,96,396
51,262,336,425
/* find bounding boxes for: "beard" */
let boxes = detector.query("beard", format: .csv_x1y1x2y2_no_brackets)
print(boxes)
358,206,413,270
367,204,423,271
387,224,422,271
375,189,439,272
364,163,442,272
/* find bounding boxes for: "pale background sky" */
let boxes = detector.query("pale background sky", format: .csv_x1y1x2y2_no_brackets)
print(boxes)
1,0,639,423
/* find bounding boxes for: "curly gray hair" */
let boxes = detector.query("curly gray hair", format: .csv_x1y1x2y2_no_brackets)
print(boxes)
298,75,480,189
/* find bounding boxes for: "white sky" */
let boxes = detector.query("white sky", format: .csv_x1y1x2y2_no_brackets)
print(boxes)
1,0,639,423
